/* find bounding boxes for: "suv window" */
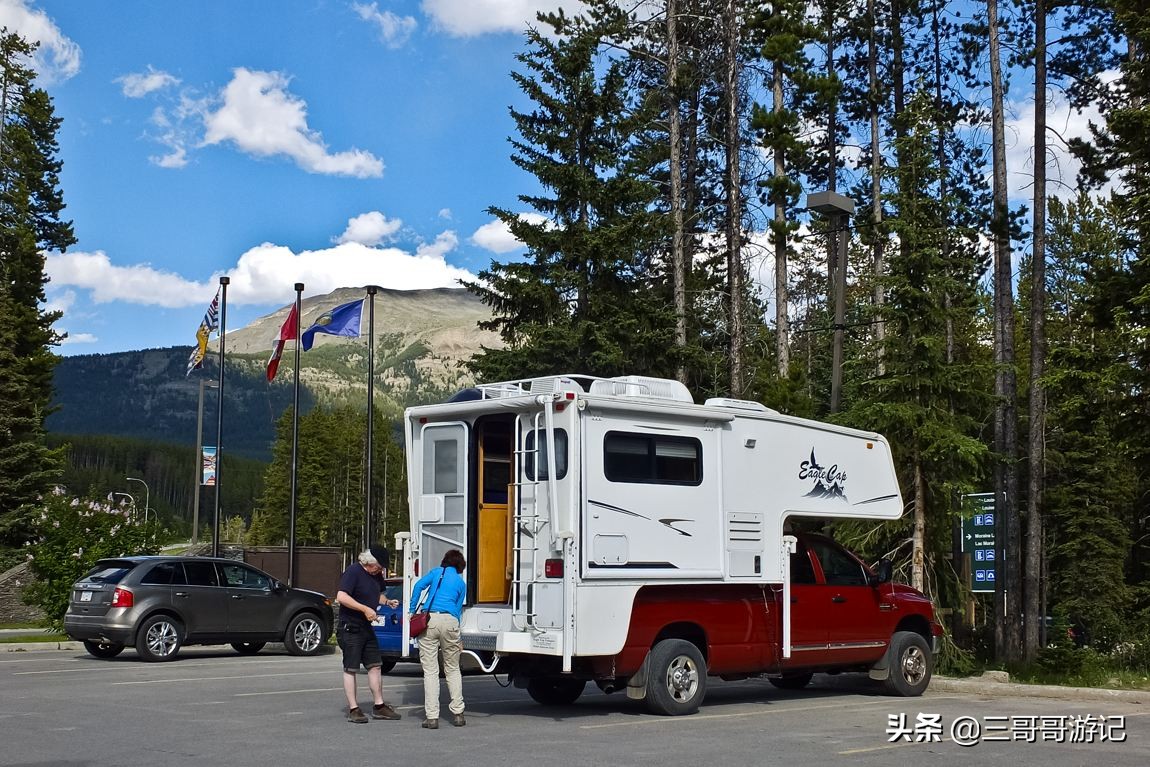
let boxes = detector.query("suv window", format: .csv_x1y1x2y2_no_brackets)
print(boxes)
810,540,868,586
183,561,220,587
220,563,271,590
83,564,135,584
141,562,187,585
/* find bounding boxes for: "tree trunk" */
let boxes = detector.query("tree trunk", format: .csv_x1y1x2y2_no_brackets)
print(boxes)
1025,0,1047,664
668,0,688,385
773,60,790,378
913,461,926,593
868,0,885,375
988,0,1020,665
724,0,744,396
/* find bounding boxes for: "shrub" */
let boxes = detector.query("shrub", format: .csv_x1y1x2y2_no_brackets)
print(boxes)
22,488,158,630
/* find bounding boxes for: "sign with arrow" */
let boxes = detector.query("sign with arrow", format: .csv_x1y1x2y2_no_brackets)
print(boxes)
961,493,997,593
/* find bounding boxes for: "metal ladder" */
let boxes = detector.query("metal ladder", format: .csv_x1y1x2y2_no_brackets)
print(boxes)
508,412,545,630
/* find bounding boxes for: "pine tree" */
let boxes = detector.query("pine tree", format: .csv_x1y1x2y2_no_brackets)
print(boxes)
0,31,75,544
466,10,675,382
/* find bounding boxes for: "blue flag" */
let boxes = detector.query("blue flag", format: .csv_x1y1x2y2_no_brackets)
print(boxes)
301,298,364,351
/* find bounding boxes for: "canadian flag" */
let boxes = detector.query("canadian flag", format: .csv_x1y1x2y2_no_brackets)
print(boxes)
266,302,300,382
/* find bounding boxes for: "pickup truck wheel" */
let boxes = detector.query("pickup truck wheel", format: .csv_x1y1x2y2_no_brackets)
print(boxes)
768,672,813,690
882,631,932,696
645,639,707,716
135,615,183,662
83,639,125,659
284,613,325,656
527,677,586,705
231,642,266,655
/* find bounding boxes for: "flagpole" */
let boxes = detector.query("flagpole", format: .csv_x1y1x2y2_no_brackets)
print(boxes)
365,285,377,551
212,276,229,558
289,283,303,587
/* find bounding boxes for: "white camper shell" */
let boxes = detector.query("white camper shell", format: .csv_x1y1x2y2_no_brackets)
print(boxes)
400,374,937,715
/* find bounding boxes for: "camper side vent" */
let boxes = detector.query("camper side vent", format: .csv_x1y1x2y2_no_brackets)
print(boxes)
589,375,694,403
726,512,764,548
704,397,779,414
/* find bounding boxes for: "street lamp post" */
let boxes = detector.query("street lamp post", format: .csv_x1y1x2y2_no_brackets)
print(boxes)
805,190,856,414
126,477,151,544
113,492,135,519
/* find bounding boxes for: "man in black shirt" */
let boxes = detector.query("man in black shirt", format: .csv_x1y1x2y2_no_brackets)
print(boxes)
335,545,401,723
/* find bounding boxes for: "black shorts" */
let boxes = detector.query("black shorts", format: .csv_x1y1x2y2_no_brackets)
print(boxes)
337,621,381,672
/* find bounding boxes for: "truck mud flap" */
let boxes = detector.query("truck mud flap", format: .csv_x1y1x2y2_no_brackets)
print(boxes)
626,652,652,700
868,643,892,681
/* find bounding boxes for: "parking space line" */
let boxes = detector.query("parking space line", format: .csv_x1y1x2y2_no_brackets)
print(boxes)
13,658,326,675
114,670,333,685
579,697,961,730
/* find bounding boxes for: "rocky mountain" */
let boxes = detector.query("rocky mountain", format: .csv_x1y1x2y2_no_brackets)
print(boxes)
48,287,502,460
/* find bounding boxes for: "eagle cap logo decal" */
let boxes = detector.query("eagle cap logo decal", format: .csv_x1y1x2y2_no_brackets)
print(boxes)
799,448,848,502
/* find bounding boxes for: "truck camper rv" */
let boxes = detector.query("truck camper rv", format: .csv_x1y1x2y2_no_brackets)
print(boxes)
398,374,941,715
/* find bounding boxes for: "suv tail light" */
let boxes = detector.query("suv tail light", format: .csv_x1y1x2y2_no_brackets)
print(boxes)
544,558,563,578
111,587,134,608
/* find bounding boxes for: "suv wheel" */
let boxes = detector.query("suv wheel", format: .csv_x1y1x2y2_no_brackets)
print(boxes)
284,612,324,656
83,639,125,659
136,615,183,662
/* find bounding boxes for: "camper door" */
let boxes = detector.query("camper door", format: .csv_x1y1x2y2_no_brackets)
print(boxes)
418,422,468,574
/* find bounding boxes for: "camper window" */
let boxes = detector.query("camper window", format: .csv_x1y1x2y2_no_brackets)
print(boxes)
604,432,702,485
525,428,568,481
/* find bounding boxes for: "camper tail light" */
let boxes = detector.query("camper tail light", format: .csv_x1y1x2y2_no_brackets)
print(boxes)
544,558,564,578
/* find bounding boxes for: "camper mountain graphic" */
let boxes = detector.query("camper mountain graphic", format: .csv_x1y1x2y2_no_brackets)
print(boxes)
799,448,849,502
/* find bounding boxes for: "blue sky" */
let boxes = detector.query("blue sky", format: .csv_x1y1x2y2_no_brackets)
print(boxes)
1,0,575,355
2,0,1104,356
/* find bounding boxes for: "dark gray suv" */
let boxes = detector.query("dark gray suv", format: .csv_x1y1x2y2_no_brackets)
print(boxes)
64,556,332,662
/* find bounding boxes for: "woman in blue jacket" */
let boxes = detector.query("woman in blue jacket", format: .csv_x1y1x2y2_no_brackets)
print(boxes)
410,549,467,729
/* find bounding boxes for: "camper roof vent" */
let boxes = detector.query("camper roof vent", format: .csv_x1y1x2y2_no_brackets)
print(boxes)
589,375,694,404
704,397,779,414
526,376,585,396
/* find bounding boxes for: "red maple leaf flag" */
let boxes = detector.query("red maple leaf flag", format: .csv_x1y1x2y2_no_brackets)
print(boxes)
266,302,300,382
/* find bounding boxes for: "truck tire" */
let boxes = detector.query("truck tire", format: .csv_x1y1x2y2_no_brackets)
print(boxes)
768,672,813,690
135,615,183,662
527,677,586,705
645,639,707,716
881,631,932,696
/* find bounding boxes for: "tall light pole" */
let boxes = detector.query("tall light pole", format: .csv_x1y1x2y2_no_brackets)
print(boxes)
126,477,151,543
805,190,856,413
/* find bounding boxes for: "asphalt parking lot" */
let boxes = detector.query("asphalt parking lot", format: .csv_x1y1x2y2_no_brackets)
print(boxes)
1,646,1145,767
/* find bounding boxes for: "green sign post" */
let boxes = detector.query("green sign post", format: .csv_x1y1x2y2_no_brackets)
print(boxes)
961,493,997,593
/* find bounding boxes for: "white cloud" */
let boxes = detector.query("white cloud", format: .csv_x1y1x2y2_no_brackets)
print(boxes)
438,208,453,220
420,0,583,37
202,68,384,178
117,67,180,98
336,211,403,246
1004,72,1119,202
470,213,547,253
45,234,475,308
354,2,417,48
0,0,81,82
59,332,98,345
46,251,216,308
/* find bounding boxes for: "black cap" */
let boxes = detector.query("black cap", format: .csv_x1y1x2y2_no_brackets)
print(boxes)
369,544,390,569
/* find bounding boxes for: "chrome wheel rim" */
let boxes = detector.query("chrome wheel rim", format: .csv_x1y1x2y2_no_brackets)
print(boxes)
294,617,321,652
146,621,178,657
901,645,926,685
665,654,699,703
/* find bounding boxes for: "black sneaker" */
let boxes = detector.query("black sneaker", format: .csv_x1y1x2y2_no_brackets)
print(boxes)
452,714,466,727
372,703,401,720
421,718,439,729
348,707,369,724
